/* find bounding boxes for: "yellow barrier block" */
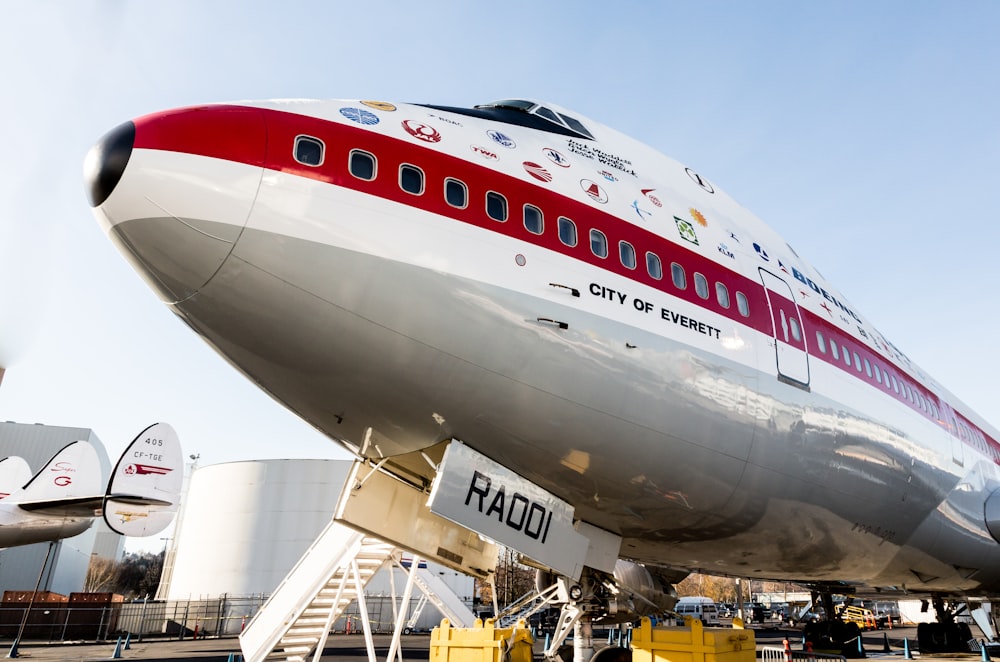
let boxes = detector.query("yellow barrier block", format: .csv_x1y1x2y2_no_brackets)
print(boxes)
430,618,535,662
631,617,755,662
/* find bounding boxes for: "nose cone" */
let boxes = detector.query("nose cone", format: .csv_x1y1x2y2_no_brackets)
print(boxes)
84,121,135,207
86,105,266,304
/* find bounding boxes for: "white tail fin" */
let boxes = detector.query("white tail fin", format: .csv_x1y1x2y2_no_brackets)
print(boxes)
103,422,182,536
0,457,31,499
13,441,102,503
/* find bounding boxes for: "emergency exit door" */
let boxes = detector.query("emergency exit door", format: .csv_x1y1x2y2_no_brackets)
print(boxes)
759,268,810,388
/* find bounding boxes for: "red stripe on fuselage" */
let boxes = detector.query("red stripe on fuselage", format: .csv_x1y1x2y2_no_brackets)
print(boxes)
131,104,1000,463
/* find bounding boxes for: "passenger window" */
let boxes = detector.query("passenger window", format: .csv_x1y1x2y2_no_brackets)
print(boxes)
694,273,709,299
445,178,467,208
671,263,687,290
716,282,730,309
558,217,577,247
874,364,882,384
891,374,899,393
486,191,508,222
399,164,424,195
864,358,872,378
830,338,840,360
816,331,827,354
590,229,608,258
736,291,749,317
854,352,863,373
646,252,663,280
348,149,375,180
619,241,636,269
843,348,851,367
294,135,324,166
789,316,801,342
523,204,543,235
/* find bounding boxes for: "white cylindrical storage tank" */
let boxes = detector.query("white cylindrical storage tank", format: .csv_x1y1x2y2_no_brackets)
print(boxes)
161,458,350,599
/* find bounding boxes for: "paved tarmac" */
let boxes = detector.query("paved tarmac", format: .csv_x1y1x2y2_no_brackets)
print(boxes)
0,624,936,661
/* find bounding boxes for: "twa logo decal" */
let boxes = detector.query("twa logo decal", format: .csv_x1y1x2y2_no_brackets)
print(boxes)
124,464,173,476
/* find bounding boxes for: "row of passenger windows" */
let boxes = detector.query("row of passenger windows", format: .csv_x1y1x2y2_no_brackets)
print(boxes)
335,146,754,318
301,136,996,455
814,329,941,417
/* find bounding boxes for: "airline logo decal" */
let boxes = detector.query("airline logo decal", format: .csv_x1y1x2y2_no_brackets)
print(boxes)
631,200,652,221
674,217,699,245
402,120,442,143
523,162,553,183
470,145,498,161
124,464,173,476
566,140,636,177
718,243,735,259
427,113,462,126
51,462,76,473
690,208,708,227
641,188,662,207
339,107,380,126
580,179,608,204
488,130,516,149
753,242,770,261
685,167,715,193
599,170,618,183
54,476,71,486
544,148,570,167
361,100,397,112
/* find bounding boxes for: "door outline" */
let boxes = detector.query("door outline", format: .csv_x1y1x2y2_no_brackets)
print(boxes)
759,268,810,389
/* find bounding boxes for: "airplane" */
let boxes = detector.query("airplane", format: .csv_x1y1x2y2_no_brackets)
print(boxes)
0,422,183,547
84,98,1000,656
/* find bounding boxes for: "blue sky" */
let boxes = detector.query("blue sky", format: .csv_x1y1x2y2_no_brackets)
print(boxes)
2,2,999,482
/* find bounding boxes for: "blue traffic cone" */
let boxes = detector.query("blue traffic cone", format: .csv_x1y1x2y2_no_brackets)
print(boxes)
857,634,866,658
124,632,131,650
883,632,891,653
607,628,613,644
982,640,991,662
6,637,19,658
111,635,123,659
903,637,912,659
544,633,550,650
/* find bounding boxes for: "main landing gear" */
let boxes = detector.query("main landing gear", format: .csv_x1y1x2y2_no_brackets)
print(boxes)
916,595,974,654
802,592,864,658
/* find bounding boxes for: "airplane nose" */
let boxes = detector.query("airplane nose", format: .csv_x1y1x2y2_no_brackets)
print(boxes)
84,121,135,207
86,105,266,304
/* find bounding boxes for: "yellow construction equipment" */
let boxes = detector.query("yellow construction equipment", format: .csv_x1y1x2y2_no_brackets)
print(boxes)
835,604,878,630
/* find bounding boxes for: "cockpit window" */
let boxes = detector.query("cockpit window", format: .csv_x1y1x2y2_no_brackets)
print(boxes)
474,100,595,140
419,99,594,140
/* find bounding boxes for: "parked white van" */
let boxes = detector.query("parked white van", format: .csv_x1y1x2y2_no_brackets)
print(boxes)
674,596,720,626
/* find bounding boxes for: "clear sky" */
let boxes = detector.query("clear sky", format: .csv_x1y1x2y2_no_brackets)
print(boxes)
2,1,999,522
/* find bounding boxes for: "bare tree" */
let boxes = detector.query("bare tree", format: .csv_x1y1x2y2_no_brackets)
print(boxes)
85,556,121,592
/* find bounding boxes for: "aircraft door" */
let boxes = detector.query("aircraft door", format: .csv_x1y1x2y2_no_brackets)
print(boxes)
759,268,810,387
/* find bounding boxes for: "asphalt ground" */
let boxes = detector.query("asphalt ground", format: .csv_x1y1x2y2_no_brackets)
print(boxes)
0,624,956,662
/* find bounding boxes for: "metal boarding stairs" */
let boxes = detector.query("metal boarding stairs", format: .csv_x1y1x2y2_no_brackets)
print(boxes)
239,519,476,662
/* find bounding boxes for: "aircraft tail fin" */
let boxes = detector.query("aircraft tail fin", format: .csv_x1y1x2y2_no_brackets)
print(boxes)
103,422,183,537
0,456,32,499
13,440,103,503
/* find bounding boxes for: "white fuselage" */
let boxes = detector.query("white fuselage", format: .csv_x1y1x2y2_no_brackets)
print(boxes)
87,99,1000,595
